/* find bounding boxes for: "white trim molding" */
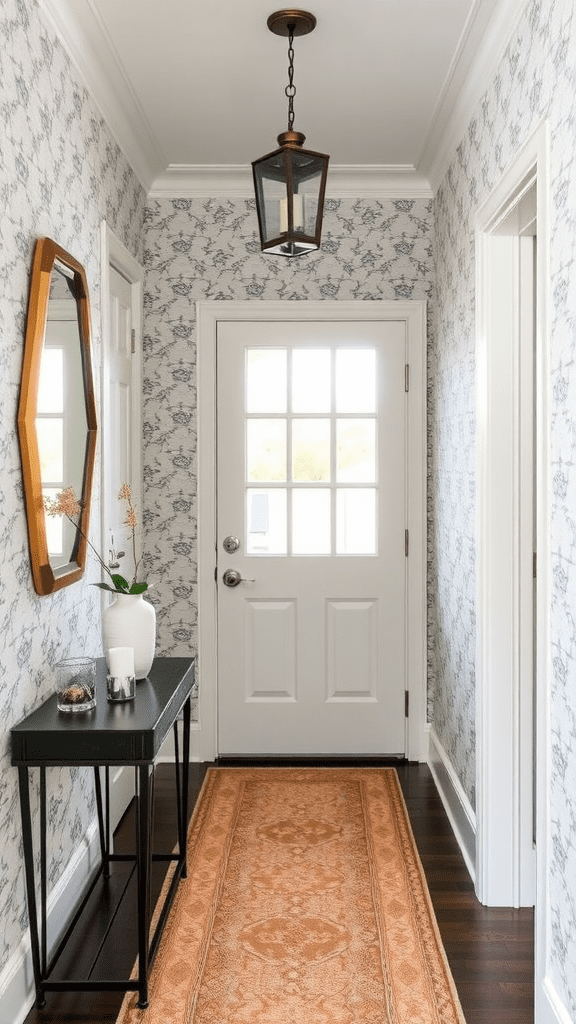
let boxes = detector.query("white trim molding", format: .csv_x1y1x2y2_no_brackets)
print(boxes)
476,116,552,1002
196,300,427,763
422,0,532,191
427,726,477,883
538,977,576,1024
0,823,101,1024
149,164,433,200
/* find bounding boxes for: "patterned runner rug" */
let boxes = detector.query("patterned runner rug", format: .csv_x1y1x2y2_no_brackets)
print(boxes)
117,767,466,1024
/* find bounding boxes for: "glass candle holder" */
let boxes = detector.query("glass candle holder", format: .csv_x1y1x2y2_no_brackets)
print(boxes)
106,673,135,702
56,657,96,712
106,646,135,702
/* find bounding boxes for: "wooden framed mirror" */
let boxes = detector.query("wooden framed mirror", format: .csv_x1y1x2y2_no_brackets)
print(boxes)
18,238,98,595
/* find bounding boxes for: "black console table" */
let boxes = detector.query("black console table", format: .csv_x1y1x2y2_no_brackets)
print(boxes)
11,656,194,1010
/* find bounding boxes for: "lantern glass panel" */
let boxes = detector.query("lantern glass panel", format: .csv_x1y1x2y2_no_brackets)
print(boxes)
253,150,286,245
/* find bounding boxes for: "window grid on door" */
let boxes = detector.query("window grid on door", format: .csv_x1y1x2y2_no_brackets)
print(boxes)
245,346,378,556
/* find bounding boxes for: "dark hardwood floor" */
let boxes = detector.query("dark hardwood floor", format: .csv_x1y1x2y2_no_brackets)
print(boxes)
23,761,534,1024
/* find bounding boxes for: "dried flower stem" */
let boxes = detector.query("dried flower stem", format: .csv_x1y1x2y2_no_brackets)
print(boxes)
119,485,142,588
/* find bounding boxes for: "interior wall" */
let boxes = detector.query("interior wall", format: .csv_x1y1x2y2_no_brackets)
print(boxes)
142,196,435,664
0,0,145,987
430,0,576,1011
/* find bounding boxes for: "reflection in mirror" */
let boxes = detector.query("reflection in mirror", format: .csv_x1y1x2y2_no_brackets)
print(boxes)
18,238,97,595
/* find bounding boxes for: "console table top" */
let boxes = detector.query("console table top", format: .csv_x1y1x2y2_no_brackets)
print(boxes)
11,656,195,766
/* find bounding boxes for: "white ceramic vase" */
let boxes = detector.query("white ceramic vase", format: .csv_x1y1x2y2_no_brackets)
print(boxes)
102,593,156,680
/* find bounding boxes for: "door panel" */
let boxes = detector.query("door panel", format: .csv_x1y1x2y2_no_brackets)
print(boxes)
326,600,378,700
217,320,407,755
245,600,297,700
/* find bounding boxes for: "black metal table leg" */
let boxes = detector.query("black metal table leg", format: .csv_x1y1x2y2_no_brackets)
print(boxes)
93,766,109,877
40,766,47,979
181,697,191,878
17,767,45,1007
136,763,151,1008
173,720,184,859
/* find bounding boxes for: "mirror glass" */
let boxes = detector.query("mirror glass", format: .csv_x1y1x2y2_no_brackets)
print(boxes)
18,238,97,595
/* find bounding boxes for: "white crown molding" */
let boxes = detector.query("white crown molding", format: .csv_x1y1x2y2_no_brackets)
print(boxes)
36,0,526,201
420,0,531,191
149,164,433,200
37,0,166,191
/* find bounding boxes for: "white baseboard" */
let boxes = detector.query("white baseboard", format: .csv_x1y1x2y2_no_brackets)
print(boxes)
537,976,575,1024
0,821,101,1024
426,726,477,884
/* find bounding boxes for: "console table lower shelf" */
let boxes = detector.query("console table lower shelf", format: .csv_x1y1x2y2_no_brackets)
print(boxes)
11,656,195,1010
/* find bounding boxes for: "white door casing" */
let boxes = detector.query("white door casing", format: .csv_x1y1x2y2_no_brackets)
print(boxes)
475,118,550,990
100,221,143,834
217,320,406,756
196,301,426,763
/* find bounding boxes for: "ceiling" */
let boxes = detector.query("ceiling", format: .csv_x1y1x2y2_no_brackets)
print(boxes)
40,0,523,195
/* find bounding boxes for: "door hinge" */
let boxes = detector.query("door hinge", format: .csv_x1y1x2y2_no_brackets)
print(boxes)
214,566,218,582
405,691,409,717
533,552,537,579
131,328,136,354
405,364,409,392
405,529,409,556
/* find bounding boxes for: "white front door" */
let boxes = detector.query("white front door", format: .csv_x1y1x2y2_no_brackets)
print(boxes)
217,319,408,756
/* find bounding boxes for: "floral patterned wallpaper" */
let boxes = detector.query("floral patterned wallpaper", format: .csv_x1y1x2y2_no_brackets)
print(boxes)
142,196,435,664
3,0,576,1015
431,0,576,1011
0,0,145,981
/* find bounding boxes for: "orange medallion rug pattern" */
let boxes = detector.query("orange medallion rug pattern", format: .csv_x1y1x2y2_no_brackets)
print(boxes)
116,768,466,1024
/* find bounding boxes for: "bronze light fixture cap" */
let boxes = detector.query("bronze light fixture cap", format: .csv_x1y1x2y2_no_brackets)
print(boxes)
267,10,317,36
277,130,306,148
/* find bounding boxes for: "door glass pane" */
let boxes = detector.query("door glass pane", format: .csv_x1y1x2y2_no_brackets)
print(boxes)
247,419,286,481
292,419,330,482
247,489,287,554
292,489,331,554
292,349,330,412
337,419,376,482
337,489,376,554
246,349,287,413
336,349,376,413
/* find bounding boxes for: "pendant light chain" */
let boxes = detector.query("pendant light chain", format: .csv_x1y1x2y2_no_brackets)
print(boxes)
285,27,296,132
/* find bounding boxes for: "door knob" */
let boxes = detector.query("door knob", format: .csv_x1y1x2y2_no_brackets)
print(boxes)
222,569,255,587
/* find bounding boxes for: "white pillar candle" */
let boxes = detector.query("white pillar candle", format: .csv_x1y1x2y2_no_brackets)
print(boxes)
279,194,304,233
108,646,135,678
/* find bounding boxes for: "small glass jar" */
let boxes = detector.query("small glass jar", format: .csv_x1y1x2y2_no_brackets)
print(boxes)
56,657,96,712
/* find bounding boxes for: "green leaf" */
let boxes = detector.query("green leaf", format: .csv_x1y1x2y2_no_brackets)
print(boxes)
129,582,148,594
92,582,115,592
111,574,130,592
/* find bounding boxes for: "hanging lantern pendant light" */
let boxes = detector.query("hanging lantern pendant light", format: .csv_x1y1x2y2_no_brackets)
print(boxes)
252,10,330,257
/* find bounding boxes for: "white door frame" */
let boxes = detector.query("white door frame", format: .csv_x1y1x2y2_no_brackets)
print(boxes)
476,118,553,1006
196,300,427,763
100,221,144,833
